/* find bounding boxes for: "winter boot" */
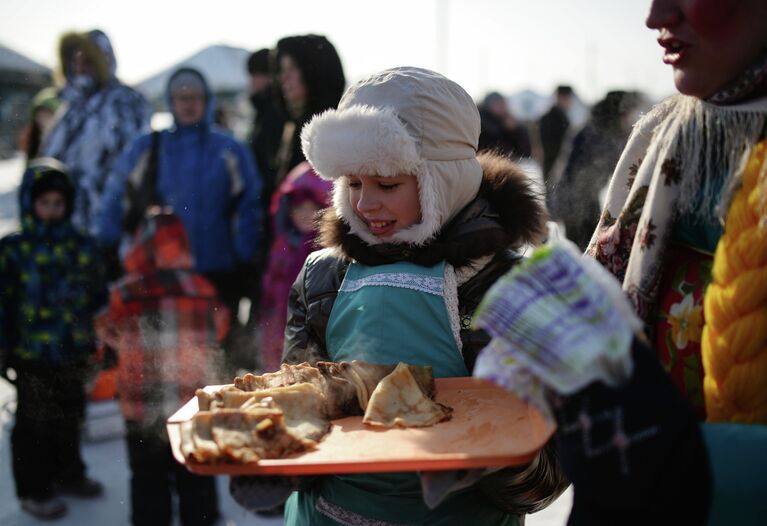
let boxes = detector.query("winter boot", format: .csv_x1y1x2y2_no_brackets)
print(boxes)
20,496,67,520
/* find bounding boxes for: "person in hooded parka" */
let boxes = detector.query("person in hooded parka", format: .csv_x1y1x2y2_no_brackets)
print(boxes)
97,67,263,373
41,29,151,234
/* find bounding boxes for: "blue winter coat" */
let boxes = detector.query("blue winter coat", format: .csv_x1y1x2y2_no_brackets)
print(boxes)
96,68,263,274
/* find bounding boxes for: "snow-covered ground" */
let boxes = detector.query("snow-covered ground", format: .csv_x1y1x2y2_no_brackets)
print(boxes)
0,378,284,526
0,156,23,238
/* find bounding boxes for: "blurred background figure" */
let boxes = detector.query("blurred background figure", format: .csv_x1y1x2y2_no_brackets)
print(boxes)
1,160,106,520
213,103,232,132
247,48,285,208
255,161,331,373
95,211,228,526
478,91,532,160
242,34,345,360
537,85,575,188
96,67,262,374
549,90,644,250
272,34,345,184
41,29,151,234
17,87,59,161
245,48,287,311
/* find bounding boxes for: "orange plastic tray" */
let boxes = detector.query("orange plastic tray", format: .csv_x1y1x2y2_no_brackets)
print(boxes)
167,377,555,475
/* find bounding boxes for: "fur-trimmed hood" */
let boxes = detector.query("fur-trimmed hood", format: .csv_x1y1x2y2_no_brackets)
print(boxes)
317,152,547,268
57,29,116,87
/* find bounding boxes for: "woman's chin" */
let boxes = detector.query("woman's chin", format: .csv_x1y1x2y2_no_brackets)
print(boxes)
673,69,726,100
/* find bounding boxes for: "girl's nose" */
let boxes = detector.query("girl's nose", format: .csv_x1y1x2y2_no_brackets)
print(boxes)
646,0,683,30
355,189,380,213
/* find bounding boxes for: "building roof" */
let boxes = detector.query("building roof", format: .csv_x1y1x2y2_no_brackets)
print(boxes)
0,43,50,75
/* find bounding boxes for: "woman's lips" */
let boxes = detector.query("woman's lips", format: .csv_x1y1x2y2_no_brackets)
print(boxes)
658,37,690,66
366,219,396,237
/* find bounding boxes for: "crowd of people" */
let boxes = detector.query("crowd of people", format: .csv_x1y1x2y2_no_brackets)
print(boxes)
0,0,765,523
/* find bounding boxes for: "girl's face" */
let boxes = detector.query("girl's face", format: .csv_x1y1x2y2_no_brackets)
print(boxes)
279,55,307,106
34,191,67,222
646,0,767,99
347,174,421,240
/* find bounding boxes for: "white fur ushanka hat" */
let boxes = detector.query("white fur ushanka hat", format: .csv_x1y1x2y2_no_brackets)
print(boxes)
301,67,483,246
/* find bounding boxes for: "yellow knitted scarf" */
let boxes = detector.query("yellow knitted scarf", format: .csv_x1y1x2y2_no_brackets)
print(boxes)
702,139,767,423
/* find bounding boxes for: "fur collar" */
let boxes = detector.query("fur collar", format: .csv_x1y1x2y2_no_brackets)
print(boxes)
317,152,548,267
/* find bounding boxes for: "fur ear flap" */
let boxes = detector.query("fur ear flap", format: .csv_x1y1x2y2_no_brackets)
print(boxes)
301,105,422,180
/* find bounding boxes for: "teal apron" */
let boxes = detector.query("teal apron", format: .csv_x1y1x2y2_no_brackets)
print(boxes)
285,261,518,525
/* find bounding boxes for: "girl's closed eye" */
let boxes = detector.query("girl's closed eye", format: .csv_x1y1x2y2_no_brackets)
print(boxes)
379,182,400,190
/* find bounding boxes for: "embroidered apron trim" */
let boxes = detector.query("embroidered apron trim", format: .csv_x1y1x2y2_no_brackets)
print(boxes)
315,496,411,526
339,272,443,296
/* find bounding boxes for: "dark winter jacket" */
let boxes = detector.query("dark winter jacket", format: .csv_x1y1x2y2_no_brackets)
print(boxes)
249,84,286,203
283,154,548,366
97,68,263,274
538,105,570,182
550,123,629,250
0,162,106,370
478,108,533,159
283,153,567,515
42,29,151,233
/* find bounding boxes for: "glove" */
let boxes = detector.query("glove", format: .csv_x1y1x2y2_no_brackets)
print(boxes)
229,475,316,513
473,240,641,418
551,339,710,525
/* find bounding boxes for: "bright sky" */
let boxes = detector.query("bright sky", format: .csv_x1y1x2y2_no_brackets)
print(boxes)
1,0,675,103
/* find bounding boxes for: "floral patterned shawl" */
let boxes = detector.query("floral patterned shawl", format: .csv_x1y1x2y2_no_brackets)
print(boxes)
587,95,767,324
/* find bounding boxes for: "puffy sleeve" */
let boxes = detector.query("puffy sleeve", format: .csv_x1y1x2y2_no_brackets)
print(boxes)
282,254,336,365
0,237,19,354
95,133,153,246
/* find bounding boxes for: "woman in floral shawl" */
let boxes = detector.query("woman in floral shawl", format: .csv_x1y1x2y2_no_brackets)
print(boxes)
588,0,767,423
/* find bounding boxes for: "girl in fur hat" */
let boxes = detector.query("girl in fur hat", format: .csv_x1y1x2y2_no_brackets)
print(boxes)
231,67,567,525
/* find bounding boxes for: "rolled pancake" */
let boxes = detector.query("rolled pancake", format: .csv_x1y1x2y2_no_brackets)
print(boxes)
209,407,313,462
363,362,453,428
182,360,449,463
186,411,222,463
239,383,331,442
